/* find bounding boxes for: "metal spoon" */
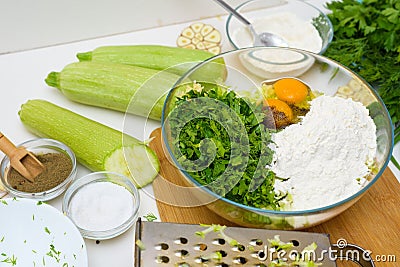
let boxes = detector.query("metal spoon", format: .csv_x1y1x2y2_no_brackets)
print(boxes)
213,0,288,47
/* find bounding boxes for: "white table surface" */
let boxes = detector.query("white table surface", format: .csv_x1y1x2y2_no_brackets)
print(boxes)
1,11,399,267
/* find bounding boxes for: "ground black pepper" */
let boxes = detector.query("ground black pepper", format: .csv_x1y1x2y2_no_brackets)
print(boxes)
7,152,72,193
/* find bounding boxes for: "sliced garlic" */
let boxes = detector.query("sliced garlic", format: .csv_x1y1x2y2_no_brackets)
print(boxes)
177,22,222,54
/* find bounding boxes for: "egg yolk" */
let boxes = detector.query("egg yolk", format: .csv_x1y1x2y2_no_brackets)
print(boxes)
273,78,309,104
264,98,293,122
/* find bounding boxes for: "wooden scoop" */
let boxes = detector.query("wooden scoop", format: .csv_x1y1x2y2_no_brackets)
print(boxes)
0,133,45,182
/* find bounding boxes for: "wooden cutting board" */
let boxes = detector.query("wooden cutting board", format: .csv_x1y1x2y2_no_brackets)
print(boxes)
149,128,400,266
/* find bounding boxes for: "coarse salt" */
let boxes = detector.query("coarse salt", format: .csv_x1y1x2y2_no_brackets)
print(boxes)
270,95,377,211
69,181,135,231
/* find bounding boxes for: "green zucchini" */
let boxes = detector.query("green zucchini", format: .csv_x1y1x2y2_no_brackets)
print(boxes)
19,99,160,188
45,61,181,121
76,45,227,82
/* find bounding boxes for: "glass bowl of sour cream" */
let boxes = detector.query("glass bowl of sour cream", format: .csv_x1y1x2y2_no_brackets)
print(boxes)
62,171,140,240
225,0,333,54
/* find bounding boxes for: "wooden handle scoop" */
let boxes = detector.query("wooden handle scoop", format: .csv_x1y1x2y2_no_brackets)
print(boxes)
0,133,45,182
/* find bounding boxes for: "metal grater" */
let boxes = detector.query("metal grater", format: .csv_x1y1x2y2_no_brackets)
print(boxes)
134,219,338,267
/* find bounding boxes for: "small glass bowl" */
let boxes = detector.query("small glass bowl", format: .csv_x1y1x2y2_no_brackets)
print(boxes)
226,0,333,54
0,138,77,201
62,171,140,240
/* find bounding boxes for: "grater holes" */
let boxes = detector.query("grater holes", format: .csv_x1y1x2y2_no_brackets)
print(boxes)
216,263,229,267
176,263,191,267
155,255,170,263
194,243,208,251
289,250,299,259
232,244,245,252
194,256,209,263
155,243,169,250
254,264,267,267
233,256,248,264
257,250,266,259
216,250,228,257
174,237,189,245
249,239,263,246
212,238,226,245
290,239,300,246
175,249,189,258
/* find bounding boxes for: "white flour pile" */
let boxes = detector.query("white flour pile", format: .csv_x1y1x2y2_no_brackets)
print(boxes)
271,95,377,210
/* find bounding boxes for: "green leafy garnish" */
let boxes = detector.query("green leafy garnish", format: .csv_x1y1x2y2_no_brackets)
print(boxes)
169,83,281,209
46,244,61,263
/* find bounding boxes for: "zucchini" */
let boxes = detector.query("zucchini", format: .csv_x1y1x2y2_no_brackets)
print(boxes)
76,45,227,82
18,99,160,188
45,61,181,121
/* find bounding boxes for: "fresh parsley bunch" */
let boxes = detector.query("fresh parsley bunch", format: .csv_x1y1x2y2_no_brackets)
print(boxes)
324,0,400,168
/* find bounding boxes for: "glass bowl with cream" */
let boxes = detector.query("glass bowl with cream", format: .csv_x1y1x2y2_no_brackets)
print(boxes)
225,0,333,54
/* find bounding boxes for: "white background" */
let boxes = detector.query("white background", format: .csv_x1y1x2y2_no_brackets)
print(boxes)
0,0,329,54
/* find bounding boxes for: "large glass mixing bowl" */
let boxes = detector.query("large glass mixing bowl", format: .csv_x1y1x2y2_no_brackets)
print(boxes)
161,47,393,230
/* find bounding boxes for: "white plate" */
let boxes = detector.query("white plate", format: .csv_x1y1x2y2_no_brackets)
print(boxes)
0,198,88,267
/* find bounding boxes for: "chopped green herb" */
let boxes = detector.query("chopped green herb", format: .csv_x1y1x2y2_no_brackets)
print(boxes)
37,201,43,205
143,213,157,222
46,244,61,263
44,227,51,235
1,200,8,205
0,236,4,242
169,83,280,209
0,254,17,266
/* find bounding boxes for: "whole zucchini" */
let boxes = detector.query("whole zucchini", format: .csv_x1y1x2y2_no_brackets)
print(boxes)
76,45,227,82
45,61,181,121
19,99,160,188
